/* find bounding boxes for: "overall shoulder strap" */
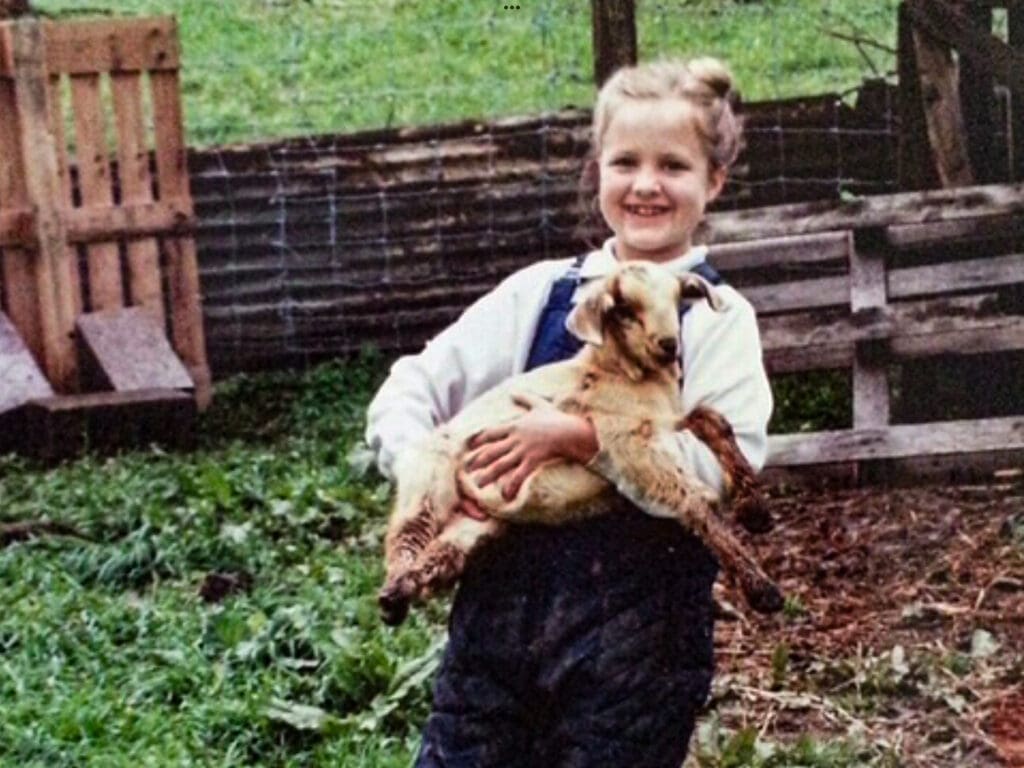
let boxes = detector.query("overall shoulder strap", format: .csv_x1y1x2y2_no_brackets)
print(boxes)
690,260,724,286
524,256,587,370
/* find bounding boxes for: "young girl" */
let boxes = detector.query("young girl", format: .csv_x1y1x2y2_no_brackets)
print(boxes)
366,57,772,768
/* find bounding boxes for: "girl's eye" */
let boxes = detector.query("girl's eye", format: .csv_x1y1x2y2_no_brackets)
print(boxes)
612,157,636,167
664,160,688,171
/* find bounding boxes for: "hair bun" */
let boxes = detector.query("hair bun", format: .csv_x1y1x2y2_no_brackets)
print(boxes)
686,56,734,101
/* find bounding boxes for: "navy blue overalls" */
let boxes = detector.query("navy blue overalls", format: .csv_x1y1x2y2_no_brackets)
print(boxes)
415,255,724,768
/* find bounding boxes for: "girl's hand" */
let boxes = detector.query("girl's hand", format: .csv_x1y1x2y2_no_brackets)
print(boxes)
461,395,598,502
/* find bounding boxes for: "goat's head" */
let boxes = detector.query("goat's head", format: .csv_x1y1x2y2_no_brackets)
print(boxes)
566,261,725,378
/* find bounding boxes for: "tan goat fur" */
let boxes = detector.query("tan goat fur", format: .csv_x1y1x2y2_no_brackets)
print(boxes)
379,261,782,625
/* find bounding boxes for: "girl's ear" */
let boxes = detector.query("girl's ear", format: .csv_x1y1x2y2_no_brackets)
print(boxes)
706,165,727,203
567,278,614,345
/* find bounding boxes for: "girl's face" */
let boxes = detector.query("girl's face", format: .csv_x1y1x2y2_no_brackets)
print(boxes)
597,98,726,263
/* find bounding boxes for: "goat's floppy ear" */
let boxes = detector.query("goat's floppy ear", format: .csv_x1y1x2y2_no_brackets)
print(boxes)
679,273,726,312
566,278,614,345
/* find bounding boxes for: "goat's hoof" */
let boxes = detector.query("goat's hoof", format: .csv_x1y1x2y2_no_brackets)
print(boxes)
745,581,784,615
378,586,411,626
734,494,774,534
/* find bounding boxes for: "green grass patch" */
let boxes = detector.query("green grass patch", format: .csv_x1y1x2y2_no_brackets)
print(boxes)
33,0,898,147
0,353,448,767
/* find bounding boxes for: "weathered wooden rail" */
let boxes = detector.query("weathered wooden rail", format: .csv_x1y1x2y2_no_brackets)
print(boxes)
703,182,1024,469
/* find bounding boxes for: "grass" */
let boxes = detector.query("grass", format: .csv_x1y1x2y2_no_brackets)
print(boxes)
0,356,907,766
0,354,448,767
31,0,900,147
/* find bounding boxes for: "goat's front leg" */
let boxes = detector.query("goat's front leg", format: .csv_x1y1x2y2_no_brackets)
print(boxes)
678,406,773,534
589,419,783,614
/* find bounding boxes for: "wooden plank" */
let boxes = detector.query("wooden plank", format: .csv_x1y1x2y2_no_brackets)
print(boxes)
744,276,849,315
709,231,850,271
767,415,1024,466
151,66,211,408
41,17,179,75
849,230,890,428
1011,0,1024,180
69,70,123,311
957,2,997,183
0,63,44,370
75,307,192,392
110,70,163,321
885,214,1024,247
3,201,198,247
889,253,1024,297
65,200,195,243
591,0,636,87
0,310,53,413
898,1,941,189
46,71,81,319
22,387,195,461
742,252,1024,315
906,0,1024,103
0,207,33,247
912,24,974,186
703,181,1024,243
10,20,77,391
0,22,12,78
760,293,1024,371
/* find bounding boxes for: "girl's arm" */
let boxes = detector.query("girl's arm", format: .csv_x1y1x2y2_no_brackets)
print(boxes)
365,261,562,481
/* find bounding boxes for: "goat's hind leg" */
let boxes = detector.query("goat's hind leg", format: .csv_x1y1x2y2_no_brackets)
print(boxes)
590,427,783,614
379,494,441,625
387,516,503,615
679,405,773,534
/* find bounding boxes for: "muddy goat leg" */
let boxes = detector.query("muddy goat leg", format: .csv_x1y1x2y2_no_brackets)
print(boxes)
379,496,443,625
589,427,784,614
381,516,503,625
678,406,773,534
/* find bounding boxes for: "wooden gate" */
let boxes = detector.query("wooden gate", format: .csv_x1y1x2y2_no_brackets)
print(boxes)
0,17,210,451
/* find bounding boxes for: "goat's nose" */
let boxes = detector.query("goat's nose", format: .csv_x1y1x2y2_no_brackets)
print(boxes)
658,337,678,359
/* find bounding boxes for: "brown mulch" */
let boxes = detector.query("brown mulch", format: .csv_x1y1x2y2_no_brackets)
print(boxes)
704,477,1024,767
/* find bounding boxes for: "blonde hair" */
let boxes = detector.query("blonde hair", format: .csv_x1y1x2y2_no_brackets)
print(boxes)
576,57,743,243
593,57,743,171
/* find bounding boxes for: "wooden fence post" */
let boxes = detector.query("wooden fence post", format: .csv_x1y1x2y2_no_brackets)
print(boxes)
591,0,636,87
1010,0,1024,181
8,19,77,391
956,1,997,183
897,2,940,189
849,229,891,432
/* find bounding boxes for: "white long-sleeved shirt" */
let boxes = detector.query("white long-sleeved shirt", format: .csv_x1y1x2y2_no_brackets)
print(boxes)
365,237,773,494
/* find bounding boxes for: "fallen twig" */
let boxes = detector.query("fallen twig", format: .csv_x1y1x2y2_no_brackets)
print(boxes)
0,520,93,547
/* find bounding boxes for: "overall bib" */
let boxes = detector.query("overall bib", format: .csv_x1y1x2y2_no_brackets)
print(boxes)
415,256,723,768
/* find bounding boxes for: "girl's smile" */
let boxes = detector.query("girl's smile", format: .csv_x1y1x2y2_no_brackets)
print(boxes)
597,98,726,263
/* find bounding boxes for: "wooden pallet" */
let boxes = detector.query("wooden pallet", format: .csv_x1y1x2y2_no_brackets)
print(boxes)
0,17,209,457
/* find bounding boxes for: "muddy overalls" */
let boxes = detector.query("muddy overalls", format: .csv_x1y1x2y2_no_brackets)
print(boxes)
415,255,724,768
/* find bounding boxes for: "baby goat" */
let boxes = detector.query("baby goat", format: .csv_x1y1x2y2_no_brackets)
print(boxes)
379,261,782,625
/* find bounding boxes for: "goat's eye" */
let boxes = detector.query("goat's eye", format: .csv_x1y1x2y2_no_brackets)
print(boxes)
612,303,637,322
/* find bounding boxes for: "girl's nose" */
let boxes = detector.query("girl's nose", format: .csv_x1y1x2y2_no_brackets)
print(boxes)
632,166,660,195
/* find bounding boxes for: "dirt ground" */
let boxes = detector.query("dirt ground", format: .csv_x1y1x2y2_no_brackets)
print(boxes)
704,474,1024,767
